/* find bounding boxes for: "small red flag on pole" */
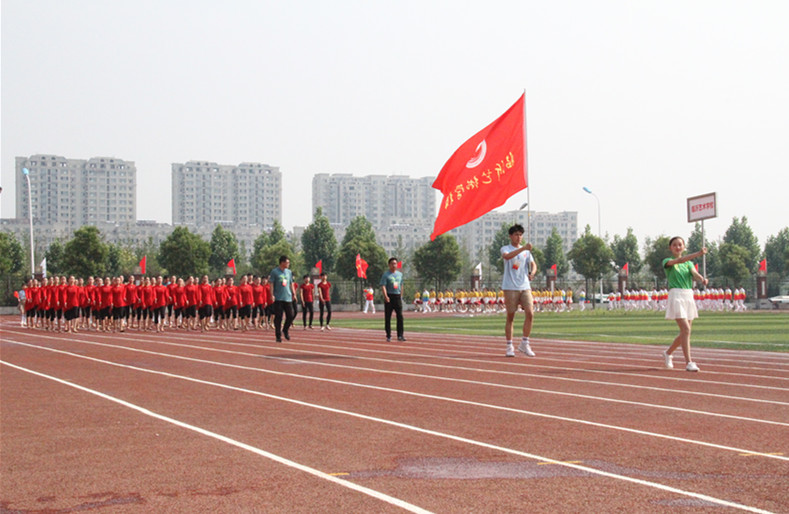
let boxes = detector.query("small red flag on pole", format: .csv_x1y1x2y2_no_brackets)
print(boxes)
622,262,629,276
315,259,323,275
139,256,147,275
431,94,526,240
228,259,236,275
759,259,767,273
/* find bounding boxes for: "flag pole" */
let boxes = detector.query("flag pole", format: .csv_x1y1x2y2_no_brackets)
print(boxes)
523,90,531,242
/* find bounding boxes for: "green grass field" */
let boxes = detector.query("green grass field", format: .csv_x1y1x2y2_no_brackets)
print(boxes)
332,310,789,352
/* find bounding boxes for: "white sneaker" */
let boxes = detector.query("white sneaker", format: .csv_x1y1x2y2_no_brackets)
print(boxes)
518,341,536,357
505,344,515,357
663,351,674,369
686,362,700,372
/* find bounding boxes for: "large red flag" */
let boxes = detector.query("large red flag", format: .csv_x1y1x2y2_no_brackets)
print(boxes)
227,259,236,275
431,94,526,240
622,262,629,276
315,259,323,275
759,259,767,273
139,256,147,275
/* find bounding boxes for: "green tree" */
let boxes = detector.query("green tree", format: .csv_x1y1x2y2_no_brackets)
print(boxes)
301,208,337,275
568,225,614,298
413,234,463,290
106,243,137,276
135,237,165,277
763,227,789,278
208,224,240,276
158,226,210,277
336,237,388,283
255,238,298,277
610,227,641,274
268,220,286,246
543,228,569,277
62,226,109,277
723,216,760,271
250,231,270,274
44,240,65,276
643,235,672,282
0,232,25,275
488,223,511,273
719,242,751,287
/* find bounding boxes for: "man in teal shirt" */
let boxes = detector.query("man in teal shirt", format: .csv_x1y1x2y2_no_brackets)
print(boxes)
269,255,297,342
379,257,405,342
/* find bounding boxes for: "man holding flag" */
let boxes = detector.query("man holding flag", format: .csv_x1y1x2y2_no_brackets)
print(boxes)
431,93,536,356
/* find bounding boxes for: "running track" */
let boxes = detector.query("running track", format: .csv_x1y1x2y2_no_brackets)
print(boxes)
1,314,787,512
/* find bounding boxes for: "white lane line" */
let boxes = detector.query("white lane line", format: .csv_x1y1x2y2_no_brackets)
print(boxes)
0,356,774,514
77,332,789,425
0,360,433,514
6,339,788,462
140,331,789,407
287,331,789,391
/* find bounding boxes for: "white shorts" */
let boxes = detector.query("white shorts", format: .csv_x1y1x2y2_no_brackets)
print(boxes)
665,289,699,321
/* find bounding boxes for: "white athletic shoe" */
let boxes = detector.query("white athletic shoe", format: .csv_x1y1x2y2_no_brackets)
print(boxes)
518,340,536,357
505,344,515,357
686,362,700,372
663,350,674,369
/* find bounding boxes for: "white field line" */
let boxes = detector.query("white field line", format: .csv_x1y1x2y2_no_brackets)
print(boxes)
0,360,433,514
5,339,788,462
9,329,789,410
53,332,789,423
0,356,775,514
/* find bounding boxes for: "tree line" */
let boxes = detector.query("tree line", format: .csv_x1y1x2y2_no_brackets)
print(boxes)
2,212,788,304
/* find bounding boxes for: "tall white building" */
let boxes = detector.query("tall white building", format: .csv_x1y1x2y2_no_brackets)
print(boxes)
172,161,281,228
312,174,435,228
15,155,136,227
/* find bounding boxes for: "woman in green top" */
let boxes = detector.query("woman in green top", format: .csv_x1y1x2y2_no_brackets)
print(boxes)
662,236,708,372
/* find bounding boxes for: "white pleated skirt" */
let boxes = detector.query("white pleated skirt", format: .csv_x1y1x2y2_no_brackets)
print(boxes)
665,288,698,320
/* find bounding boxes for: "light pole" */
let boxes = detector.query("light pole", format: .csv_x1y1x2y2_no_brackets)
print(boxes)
22,168,35,279
583,186,603,307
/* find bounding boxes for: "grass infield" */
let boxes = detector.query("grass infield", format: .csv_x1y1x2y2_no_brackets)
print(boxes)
333,310,789,352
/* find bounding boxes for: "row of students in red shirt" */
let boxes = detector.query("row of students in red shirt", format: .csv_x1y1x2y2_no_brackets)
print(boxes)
21,273,329,334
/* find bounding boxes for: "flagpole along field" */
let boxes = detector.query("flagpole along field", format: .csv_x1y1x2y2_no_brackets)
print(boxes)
1,314,787,513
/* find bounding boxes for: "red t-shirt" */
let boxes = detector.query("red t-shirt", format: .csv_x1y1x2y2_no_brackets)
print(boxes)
317,281,331,302
167,282,178,305
213,285,227,308
251,284,266,306
112,284,126,308
199,283,215,307
64,285,80,310
140,285,155,309
224,285,238,308
300,283,314,303
238,284,254,307
184,284,200,307
153,285,169,308
99,285,113,309
173,286,187,309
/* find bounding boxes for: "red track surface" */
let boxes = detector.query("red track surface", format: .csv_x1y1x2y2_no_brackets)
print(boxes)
2,313,787,512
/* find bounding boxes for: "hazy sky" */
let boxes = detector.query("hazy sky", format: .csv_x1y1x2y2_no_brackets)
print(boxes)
3,0,788,247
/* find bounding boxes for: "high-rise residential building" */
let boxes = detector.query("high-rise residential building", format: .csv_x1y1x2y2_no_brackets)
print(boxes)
312,174,436,228
15,155,136,227
172,161,281,228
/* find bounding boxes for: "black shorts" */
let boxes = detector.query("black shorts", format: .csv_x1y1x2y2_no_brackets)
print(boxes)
64,307,79,321
199,305,213,319
174,307,184,319
214,306,224,319
185,305,197,319
225,305,238,319
239,305,251,319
